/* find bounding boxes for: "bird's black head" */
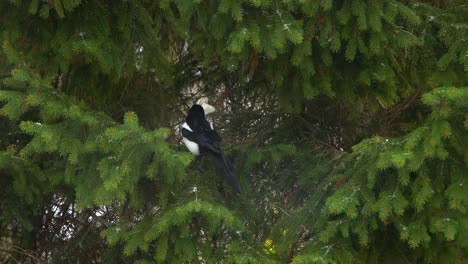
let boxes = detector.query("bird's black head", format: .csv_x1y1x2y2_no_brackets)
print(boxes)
188,104,205,117
186,104,207,131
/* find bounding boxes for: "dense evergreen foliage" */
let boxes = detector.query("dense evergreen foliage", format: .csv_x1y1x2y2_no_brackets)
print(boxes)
0,0,466,263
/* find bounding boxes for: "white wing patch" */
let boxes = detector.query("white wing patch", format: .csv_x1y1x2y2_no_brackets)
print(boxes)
181,122,200,155
182,122,192,131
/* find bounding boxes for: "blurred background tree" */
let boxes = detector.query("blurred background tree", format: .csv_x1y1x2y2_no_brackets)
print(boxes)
0,0,466,263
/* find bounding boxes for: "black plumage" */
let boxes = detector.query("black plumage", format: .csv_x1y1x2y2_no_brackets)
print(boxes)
181,104,241,193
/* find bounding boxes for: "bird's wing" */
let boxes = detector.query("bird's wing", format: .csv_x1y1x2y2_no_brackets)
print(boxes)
205,129,222,144
182,128,221,154
181,127,195,139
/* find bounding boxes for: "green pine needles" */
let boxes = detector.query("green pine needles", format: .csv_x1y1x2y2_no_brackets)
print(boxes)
290,87,467,263
0,0,466,263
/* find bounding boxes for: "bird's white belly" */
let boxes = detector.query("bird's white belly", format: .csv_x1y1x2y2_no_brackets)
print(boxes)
182,137,200,155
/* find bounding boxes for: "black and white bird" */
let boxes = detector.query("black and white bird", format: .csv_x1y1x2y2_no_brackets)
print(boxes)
181,104,241,193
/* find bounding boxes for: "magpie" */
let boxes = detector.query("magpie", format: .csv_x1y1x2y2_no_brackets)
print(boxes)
181,104,241,193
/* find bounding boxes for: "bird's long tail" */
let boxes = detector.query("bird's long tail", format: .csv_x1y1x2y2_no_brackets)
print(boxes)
210,153,241,193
